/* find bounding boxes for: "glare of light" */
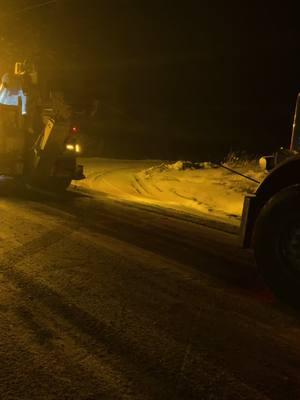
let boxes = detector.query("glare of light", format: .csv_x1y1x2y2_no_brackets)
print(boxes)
66,144,75,151
259,157,267,170
75,144,81,153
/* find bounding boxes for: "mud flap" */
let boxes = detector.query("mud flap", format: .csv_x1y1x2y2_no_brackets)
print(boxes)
239,194,257,248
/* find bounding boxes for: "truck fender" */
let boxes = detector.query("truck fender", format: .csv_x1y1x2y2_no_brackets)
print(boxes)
240,154,300,247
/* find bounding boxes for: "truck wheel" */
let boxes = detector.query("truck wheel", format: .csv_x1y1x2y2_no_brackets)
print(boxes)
253,185,300,306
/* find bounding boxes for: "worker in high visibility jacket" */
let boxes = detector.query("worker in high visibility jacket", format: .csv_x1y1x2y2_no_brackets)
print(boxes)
0,71,27,115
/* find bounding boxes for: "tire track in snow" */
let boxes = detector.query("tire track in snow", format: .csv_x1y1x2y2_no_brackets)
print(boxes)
133,175,151,195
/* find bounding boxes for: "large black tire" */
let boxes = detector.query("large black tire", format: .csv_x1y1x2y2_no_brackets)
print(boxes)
253,185,300,306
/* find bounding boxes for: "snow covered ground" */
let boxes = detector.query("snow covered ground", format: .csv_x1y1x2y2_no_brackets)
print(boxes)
74,158,265,226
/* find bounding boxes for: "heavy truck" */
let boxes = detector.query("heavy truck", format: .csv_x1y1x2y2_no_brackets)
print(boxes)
240,93,300,306
0,60,84,191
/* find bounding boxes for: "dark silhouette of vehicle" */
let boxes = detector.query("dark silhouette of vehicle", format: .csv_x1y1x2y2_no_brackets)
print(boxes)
0,61,84,191
241,93,300,306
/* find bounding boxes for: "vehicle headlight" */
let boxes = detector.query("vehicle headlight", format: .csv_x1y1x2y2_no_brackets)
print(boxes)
66,144,75,151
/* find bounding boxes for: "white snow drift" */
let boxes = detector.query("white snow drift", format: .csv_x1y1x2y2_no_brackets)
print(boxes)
74,158,265,225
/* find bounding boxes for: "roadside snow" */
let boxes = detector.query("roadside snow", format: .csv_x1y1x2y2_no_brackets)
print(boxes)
74,158,265,225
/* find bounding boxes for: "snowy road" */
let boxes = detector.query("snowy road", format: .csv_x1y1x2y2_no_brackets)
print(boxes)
0,187,300,399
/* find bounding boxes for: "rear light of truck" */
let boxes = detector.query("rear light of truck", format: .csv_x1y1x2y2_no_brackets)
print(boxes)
65,143,81,153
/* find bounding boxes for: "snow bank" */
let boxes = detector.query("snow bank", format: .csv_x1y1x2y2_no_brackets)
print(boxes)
74,158,265,225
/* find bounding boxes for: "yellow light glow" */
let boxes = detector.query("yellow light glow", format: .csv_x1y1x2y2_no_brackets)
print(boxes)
75,144,81,153
66,144,75,151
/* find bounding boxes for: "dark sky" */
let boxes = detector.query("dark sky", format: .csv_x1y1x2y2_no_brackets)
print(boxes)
1,1,300,158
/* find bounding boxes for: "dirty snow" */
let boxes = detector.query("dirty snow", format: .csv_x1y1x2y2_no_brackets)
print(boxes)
74,158,265,225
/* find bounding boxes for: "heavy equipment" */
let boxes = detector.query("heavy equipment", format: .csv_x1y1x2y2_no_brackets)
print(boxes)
0,60,84,191
240,93,300,305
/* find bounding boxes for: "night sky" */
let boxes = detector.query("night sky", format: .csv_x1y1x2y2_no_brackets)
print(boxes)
1,1,300,159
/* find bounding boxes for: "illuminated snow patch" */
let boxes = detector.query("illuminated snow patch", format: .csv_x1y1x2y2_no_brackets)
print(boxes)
74,158,264,225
